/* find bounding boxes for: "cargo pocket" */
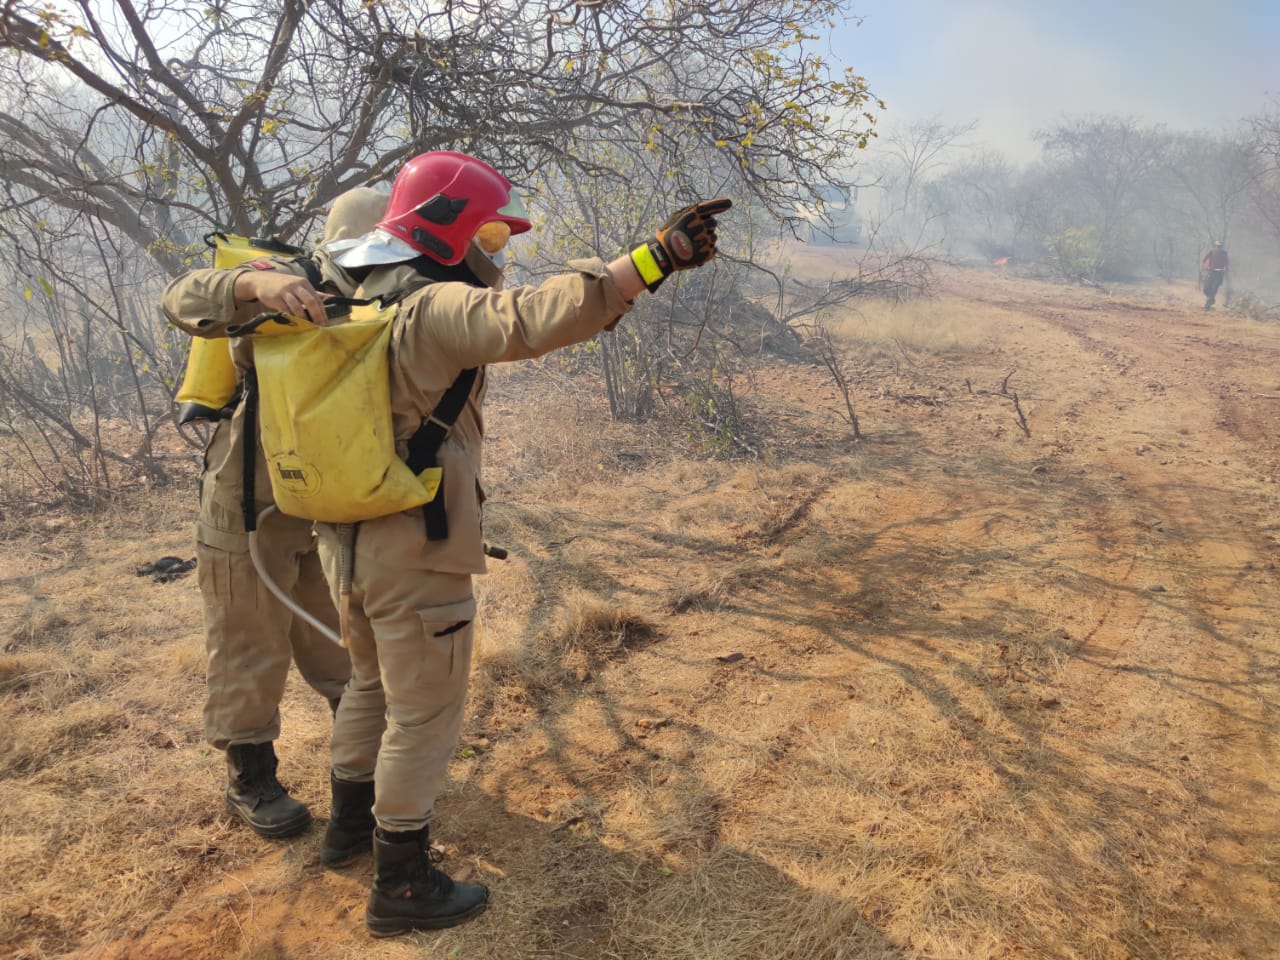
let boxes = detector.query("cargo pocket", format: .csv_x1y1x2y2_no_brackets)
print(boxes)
415,595,477,686
195,540,262,624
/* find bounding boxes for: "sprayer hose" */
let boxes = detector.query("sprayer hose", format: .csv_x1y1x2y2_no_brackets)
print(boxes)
247,505,344,647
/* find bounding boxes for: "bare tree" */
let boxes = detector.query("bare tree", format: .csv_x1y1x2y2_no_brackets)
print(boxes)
1033,115,1166,279
1247,97,1280,252
847,116,975,264
1166,132,1260,249
2,0,881,265
877,116,978,215
0,195,188,505
927,148,1037,261
0,0,885,501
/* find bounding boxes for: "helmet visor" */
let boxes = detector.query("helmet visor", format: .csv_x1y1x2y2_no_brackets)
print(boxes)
497,187,529,227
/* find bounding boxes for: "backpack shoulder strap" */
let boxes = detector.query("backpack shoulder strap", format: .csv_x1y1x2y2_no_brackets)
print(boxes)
291,255,324,290
405,367,479,541
241,367,259,533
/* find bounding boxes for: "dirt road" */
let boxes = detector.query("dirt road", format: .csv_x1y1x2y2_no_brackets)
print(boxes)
947,273,1280,956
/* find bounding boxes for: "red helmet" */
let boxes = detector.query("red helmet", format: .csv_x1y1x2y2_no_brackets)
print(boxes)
377,151,531,265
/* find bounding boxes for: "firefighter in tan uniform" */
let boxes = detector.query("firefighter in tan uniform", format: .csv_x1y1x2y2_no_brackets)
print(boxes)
167,189,386,839
166,150,730,937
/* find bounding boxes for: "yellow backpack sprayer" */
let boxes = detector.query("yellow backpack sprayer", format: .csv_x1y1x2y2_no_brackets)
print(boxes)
173,233,310,424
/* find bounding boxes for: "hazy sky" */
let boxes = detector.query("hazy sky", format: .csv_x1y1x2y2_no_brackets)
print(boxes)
828,1,1280,161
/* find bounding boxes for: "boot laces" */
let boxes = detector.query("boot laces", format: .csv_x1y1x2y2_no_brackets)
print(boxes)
239,749,286,802
408,840,454,896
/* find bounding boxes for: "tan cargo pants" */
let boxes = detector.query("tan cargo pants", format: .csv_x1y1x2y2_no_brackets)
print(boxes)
197,419,351,750
316,525,475,833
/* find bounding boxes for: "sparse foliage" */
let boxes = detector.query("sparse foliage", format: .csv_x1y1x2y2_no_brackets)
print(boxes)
1043,225,1104,285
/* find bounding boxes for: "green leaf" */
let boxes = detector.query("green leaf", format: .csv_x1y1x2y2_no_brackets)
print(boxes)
37,277,55,298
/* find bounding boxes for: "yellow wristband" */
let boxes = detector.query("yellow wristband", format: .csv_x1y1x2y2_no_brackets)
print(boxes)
630,244,667,287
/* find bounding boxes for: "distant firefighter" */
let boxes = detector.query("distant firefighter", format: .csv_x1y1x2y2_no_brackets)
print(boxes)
1200,240,1228,310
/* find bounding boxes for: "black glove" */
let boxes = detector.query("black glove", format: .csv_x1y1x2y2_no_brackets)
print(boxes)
630,197,732,292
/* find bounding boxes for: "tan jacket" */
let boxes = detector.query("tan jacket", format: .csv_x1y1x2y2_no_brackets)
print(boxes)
162,254,633,573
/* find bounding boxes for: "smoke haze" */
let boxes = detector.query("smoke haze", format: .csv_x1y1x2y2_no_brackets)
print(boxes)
833,1,1280,159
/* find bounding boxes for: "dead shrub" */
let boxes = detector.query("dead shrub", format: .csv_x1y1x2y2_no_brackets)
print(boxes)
537,591,657,682
665,562,759,614
0,651,62,694
1227,291,1280,323
7,607,72,652
543,591,657,656
0,699,132,777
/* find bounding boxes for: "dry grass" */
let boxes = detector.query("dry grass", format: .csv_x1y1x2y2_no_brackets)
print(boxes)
4,264,1280,959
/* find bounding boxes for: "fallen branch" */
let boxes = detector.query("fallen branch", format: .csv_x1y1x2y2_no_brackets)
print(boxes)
895,394,945,407
1011,390,1031,438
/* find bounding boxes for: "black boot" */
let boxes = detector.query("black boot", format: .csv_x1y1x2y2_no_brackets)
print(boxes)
365,827,488,937
320,774,376,867
224,742,312,839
